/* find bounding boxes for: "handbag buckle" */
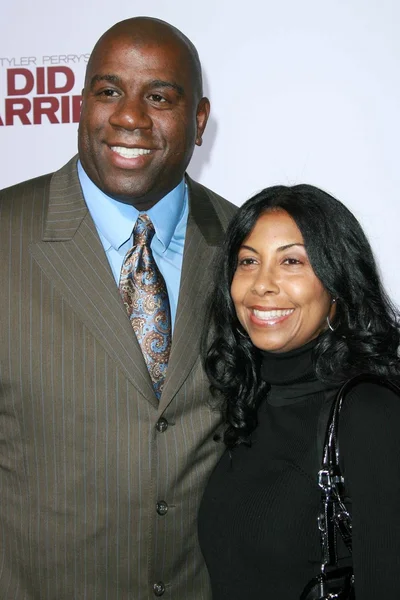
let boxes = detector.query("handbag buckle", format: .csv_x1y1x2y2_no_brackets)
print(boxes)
318,469,332,491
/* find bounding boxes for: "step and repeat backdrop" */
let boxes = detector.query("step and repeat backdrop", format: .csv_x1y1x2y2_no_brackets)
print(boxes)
2,0,399,301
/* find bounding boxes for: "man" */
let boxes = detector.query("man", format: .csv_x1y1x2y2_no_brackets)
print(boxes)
0,17,236,599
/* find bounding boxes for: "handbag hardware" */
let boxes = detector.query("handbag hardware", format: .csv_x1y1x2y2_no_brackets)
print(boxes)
301,373,400,600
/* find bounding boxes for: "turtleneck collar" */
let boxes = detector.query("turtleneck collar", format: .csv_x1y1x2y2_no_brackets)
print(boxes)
260,337,332,407
260,337,318,386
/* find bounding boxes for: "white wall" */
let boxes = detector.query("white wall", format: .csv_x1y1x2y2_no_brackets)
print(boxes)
2,0,399,300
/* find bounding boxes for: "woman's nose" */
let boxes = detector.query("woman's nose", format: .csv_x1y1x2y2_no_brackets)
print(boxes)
251,270,280,295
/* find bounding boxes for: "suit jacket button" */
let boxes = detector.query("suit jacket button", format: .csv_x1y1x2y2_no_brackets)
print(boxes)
153,581,165,596
156,418,168,433
156,501,168,516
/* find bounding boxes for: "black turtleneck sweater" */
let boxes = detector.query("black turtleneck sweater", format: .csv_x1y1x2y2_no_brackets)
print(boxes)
198,341,400,599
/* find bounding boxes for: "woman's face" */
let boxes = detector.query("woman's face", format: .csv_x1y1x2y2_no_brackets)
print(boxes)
231,209,334,353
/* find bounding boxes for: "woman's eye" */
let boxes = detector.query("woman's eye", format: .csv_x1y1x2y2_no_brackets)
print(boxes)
238,258,257,266
282,257,302,265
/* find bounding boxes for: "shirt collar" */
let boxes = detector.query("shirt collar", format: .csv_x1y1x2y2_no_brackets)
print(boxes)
147,178,186,251
77,160,186,251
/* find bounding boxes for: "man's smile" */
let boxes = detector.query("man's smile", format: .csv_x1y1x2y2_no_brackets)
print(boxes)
110,146,152,158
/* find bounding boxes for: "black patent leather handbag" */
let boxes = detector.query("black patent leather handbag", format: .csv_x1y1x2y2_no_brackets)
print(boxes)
300,374,400,600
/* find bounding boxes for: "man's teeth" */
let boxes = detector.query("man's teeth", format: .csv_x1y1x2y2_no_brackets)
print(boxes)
111,146,151,158
253,309,294,320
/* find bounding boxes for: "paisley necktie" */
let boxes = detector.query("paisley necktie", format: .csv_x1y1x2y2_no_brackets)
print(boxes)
119,214,171,398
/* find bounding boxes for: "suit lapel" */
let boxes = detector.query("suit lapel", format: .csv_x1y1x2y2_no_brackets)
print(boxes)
29,161,226,409
29,157,157,405
159,176,225,410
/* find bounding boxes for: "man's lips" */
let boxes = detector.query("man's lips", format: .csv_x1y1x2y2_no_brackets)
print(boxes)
107,145,156,168
249,308,294,325
110,145,153,158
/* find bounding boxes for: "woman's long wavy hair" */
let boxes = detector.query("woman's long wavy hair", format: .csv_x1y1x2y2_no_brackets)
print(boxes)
204,184,400,448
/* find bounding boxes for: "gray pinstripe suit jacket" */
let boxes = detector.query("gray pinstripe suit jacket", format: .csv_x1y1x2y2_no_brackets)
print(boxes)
0,157,237,600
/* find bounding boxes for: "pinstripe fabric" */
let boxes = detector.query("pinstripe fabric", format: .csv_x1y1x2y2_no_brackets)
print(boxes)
0,157,237,600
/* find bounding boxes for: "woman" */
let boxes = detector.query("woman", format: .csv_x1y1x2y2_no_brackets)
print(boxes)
198,184,400,599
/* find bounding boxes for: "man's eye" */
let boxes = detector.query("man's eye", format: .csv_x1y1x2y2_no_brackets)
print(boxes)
149,94,167,103
98,89,119,97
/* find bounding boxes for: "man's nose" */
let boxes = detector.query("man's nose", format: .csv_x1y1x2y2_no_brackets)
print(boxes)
109,97,152,131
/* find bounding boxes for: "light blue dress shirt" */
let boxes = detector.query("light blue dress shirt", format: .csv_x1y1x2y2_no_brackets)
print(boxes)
77,161,189,330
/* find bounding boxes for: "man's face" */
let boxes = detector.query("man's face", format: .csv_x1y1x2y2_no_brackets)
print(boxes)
78,35,209,209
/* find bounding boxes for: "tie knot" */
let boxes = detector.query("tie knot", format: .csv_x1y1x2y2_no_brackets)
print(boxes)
133,213,155,246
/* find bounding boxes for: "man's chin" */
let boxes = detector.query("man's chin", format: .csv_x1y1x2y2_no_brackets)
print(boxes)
102,183,161,210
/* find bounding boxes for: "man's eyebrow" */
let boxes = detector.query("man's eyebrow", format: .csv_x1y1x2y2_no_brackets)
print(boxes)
148,79,185,96
90,74,122,89
89,75,185,97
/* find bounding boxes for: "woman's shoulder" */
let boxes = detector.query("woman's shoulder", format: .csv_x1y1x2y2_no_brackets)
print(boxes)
341,378,400,415
339,378,400,446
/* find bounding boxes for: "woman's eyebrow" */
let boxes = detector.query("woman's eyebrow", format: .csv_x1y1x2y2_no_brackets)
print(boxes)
276,243,305,252
239,242,304,253
240,244,258,253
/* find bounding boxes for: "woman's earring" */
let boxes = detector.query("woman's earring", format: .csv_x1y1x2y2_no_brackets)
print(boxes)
326,315,337,332
236,326,248,338
326,298,338,331
327,297,339,331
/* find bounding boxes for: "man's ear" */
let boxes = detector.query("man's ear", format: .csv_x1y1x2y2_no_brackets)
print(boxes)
195,97,210,146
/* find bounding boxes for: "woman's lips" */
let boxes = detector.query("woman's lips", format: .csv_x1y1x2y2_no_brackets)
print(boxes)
249,308,294,326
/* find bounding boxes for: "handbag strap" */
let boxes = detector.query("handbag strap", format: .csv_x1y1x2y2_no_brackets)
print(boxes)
317,373,400,570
